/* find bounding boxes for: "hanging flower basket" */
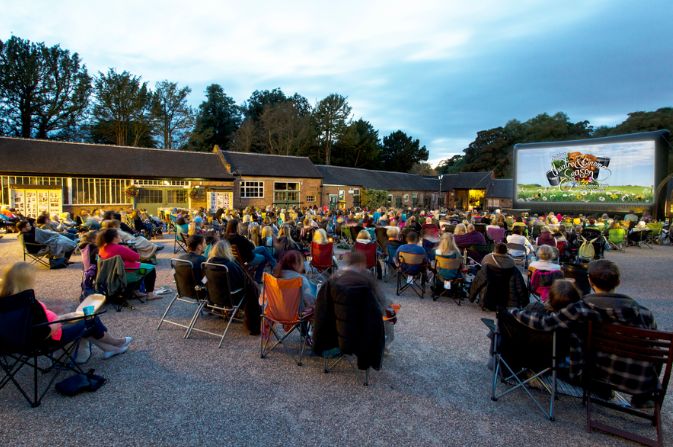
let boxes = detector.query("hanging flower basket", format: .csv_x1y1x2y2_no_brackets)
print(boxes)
189,187,204,200
125,185,140,198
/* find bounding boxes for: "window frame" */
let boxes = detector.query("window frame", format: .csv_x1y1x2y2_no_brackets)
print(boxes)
240,181,264,199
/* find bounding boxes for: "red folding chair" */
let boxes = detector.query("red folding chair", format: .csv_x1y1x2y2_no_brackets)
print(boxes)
354,242,377,277
309,242,335,277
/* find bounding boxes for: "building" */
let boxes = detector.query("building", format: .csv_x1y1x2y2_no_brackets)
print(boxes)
221,151,323,209
317,165,440,209
485,179,513,209
0,137,234,217
440,171,493,210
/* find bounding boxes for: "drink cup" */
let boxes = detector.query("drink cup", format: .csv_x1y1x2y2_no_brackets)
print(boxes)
82,305,95,317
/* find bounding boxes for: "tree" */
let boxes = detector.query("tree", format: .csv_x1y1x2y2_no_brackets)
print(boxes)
313,93,351,165
459,127,514,177
92,69,152,146
361,189,388,209
258,100,314,156
409,162,436,176
151,80,193,149
436,154,465,174
243,88,288,122
186,84,241,151
331,119,381,168
0,36,91,138
379,130,429,172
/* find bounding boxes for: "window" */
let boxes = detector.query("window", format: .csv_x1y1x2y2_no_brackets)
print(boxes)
306,195,315,203
273,182,300,205
136,189,163,203
352,188,361,207
411,192,418,207
1,176,66,205
71,178,130,205
403,194,410,204
240,181,264,198
166,189,188,203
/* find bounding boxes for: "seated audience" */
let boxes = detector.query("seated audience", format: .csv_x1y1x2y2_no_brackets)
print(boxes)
178,234,207,281
225,219,268,282
0,262,133,363
454,223,487,249
511,260,658,407
273,250,316,311
481,242,516,269
535,226,557,247
506,226,534,257
17,220,77,262
529,245,561,272
97,228,157,300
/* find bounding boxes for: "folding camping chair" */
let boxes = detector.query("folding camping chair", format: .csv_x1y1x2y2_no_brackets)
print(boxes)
486,311,569,421
197,262,246,348
0,290,92,407
529,269,564,303
173,229,188,254
607,227,626,251
354,242,378,277
506,242,528,269
431,254,464,304
396,251,427,298
259,273,313,366
308,242,336,280
19,234,50,268
584,321,673,447
156,259,207,338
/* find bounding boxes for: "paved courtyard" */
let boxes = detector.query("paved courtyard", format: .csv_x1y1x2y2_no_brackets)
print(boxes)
0,233,671,446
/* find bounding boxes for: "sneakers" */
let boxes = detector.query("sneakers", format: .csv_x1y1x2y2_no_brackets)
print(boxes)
103,337,133,360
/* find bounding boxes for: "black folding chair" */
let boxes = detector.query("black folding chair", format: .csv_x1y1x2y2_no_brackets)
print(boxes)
199,262,246,348
486,311,569,421
396,251,427,298
19,234,50,268
157,259,207,338
0,289,91,407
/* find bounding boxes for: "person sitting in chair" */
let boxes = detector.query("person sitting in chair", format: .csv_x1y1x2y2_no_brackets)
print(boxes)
0,262,133,363
17,220,76,262
528,245,560,272
97,228,158,300
481,242,516,269
178,234,208,281
511,259,658,407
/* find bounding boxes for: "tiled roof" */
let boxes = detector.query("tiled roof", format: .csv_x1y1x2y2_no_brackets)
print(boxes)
440,171,493,190
317,165,439,191
222,151,322,178
0,137,233,180
486,179,513,198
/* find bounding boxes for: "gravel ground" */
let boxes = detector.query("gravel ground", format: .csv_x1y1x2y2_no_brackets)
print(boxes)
0,233,671,446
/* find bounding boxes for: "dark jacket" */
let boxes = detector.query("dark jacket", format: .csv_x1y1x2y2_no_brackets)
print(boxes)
208,256,261,334
227,234,255,263
469,264,528,310
313,270,385,370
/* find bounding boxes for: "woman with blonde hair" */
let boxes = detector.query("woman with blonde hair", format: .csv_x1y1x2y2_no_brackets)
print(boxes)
312,228,329,245
435,233,461,258
0,262,132,363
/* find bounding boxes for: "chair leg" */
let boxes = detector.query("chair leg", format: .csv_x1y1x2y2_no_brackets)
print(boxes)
157,293,180,330
218,305,240,348
184,301,206,339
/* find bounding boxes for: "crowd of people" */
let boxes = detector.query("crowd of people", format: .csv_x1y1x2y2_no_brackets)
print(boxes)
0,203,669,412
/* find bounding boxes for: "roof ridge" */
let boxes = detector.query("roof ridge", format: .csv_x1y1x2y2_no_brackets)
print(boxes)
0,136,218,155
317,164,436,178
224,151,311,160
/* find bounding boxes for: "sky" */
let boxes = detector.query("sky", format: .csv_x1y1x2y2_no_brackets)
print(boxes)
2,0,672,166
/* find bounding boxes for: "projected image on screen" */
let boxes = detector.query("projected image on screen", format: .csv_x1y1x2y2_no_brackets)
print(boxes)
516,140,655,204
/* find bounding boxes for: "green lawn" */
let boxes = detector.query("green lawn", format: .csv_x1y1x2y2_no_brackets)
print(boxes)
517,184,653,203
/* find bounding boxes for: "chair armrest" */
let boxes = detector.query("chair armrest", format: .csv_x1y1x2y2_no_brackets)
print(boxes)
33,310,107,327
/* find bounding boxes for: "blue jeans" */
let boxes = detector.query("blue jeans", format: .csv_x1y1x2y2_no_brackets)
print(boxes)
54,316,108,345
249,252,267,282
254,246,276,268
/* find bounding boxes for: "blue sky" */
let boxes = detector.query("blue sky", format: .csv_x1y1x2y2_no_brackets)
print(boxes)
2,0,672,166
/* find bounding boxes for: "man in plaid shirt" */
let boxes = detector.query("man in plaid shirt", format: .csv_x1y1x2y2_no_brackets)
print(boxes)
511,259,658,404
